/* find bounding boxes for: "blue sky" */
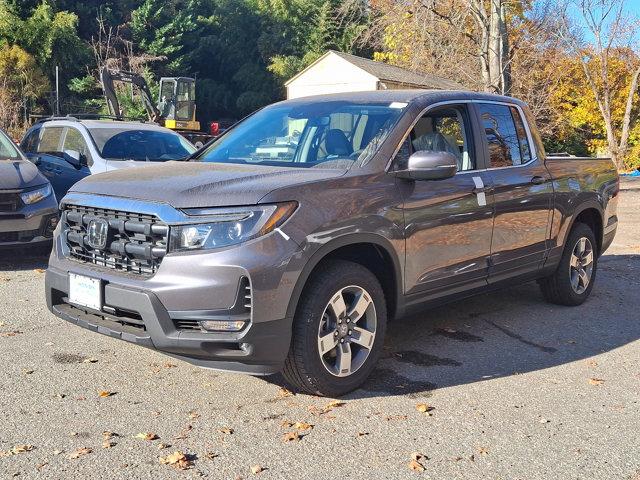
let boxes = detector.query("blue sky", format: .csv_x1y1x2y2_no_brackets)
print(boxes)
570,0,640,43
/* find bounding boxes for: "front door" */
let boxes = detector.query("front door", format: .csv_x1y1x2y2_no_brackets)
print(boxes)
475,102,554,282
397,104,494,298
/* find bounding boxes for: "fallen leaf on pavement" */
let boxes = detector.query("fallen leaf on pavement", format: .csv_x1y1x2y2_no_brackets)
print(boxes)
102,431,117,439
134,432,158,441
98,390,114,398
82,358,98,363
293,422,313,431
53,450,63,456
587,360,598,367
0,330,22,337
385,415,408,421
277,387,293,398
478,447,489,455
218,427,234,435
204,451,218,459
251,465,265,474
159,451,193,470
282,431,300,442
34,268,46,273
589,378,605,386
23,369,35,375
69,447,92,459
416,403,434,414
158,443,171,450
408,460,425,472
0,444,35,456
174,424,192,439
102,441,116,449
357,432,369,437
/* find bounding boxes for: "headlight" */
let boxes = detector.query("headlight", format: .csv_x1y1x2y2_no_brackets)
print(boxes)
20,184,52,205
168,202,297,252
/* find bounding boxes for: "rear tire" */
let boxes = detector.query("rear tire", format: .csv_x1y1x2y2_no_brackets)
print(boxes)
538,223,597,306
283,260,387,397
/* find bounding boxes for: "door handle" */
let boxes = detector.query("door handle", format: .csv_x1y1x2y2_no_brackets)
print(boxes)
531,176,546,185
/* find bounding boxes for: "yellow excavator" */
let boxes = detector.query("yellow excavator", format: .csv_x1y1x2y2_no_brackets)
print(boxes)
100,67,213,147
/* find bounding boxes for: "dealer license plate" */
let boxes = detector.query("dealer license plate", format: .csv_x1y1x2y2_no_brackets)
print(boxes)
68,273,102,311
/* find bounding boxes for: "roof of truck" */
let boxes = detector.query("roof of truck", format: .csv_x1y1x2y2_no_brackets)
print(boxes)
277,89,526,107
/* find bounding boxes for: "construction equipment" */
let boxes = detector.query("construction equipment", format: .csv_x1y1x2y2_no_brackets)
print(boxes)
100,67,213,147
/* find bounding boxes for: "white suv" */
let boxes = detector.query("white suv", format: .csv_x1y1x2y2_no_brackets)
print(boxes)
21,118,196,202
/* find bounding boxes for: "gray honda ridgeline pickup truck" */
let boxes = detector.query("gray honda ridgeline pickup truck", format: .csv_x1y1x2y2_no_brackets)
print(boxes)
45,90,619,396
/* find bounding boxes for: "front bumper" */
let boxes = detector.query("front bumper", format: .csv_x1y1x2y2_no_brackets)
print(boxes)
46,266,292,374
0,194,58,246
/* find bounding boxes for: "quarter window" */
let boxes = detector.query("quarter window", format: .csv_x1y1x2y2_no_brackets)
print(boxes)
478,103,532,168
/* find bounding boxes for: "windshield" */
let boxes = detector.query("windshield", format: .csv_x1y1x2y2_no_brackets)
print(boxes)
0,130,21,160
88,128,196,162
195,101,407,168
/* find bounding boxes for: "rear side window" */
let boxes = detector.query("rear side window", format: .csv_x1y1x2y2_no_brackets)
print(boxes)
37,127,64,156
478,103,531,168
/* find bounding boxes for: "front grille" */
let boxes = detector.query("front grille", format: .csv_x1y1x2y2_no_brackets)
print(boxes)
62,204,168,276
0,192,21,212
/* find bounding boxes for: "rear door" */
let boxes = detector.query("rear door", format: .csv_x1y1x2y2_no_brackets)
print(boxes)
475,102,554,282
397,103,494,298
33,126,67,198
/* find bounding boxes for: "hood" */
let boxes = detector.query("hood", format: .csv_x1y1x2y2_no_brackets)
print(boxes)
0,159,49,190
70,161,347,208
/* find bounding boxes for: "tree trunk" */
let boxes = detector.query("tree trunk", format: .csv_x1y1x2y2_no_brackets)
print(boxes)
488,0,502,93
498,0,511,95
618,65,640,167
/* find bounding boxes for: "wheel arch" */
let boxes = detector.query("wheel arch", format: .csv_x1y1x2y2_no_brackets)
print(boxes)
285,234,403,322
563,202,604,255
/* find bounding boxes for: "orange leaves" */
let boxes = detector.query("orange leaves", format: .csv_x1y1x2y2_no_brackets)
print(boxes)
69,447,92,459
159,451,193,470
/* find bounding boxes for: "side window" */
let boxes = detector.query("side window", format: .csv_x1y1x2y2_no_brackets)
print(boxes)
478,103,530,168
37,127,64,156
20,128,40,153
396,105,475,172
510,106,532,164
63,128,93,165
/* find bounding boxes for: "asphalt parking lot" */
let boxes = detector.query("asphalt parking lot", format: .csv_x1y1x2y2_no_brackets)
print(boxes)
1,179,639,480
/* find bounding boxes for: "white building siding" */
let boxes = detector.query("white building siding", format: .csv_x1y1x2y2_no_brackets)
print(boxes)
286,53,379,99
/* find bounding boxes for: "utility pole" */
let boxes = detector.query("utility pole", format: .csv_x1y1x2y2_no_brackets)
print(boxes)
55,65,60,115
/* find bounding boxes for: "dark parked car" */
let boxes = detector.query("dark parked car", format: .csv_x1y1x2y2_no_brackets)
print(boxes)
0,128,58,248
45,91,618,396
21,118,196,202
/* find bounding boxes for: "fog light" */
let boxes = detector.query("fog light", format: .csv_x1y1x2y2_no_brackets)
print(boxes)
199,320,246,332
45,215,59,236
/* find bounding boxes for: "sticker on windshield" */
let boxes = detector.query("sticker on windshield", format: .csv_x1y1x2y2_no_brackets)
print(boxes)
389,102,408,109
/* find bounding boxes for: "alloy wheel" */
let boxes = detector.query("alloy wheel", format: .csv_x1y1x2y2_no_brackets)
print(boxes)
317,285,377,377
569,236,594,294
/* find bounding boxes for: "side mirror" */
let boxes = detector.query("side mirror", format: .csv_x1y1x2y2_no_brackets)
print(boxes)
395,150,458,181
62,150,84,169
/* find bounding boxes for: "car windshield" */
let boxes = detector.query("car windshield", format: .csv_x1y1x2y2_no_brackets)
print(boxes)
195,100,407,168
88,128,196,162
0,130,21,160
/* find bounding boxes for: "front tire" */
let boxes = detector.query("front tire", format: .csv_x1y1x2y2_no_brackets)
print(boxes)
283,260,387,397
538,222,597,306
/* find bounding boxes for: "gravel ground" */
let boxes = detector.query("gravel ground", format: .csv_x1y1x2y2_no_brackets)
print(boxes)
1,179,639,480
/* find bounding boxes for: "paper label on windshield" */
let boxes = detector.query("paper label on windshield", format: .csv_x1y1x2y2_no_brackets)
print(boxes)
389,102,408,109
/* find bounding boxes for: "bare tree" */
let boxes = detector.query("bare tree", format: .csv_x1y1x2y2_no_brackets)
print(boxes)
351,0,514,94
558,0,640,168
